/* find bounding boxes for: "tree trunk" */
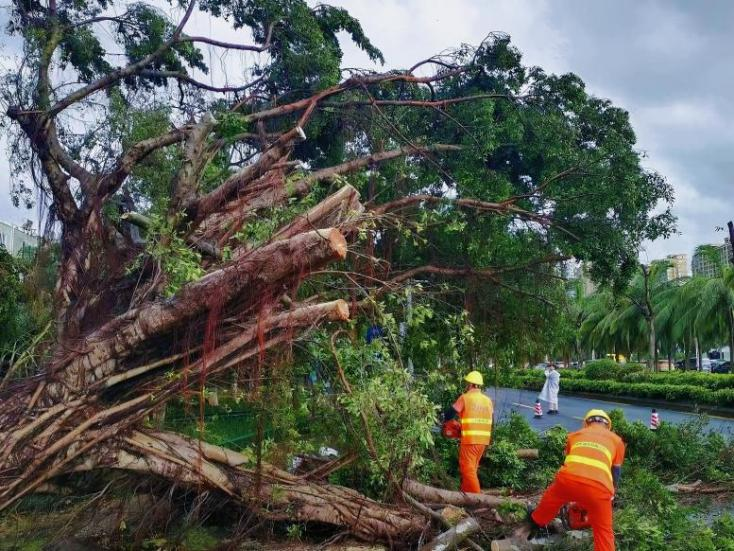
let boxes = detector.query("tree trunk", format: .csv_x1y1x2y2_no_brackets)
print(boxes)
649,317,657,372
402,479,526,509
419,517,480,551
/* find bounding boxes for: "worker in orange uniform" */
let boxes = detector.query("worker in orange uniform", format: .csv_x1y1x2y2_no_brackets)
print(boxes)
448,371,494,493
528,409,625,551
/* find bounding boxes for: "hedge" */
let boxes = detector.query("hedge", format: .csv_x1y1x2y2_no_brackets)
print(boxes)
505,373,734,407
513,361,734,390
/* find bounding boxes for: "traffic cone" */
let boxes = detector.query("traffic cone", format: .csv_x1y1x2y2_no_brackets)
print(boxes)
534,399,543,419
650,409,660,430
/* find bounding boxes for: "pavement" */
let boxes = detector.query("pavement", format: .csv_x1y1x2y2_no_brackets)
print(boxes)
486,387,734,436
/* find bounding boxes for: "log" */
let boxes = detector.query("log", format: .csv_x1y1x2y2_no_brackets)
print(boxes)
272,184,364,241
419,516,480,551
403,479,526,508
57,228,348,391
491,531,590,550
103,299,350,388
666,480,731,494
516,449,539,460
107,430,425,541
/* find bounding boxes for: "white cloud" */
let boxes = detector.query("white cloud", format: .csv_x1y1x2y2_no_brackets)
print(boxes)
327,0,569,74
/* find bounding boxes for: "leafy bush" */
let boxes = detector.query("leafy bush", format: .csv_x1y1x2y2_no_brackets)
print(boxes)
615,466,734,551
482,439,528,490
480,412,562,491
583,360,646,380
503,371,734,407
623,371,734,390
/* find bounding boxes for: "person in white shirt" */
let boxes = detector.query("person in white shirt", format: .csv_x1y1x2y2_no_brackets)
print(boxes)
539,363,560,414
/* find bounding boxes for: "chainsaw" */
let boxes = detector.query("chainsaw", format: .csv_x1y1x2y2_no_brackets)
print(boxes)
441,419,461,439
560,502,591,530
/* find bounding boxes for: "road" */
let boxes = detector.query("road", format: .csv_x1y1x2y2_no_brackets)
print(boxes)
486,387,734,435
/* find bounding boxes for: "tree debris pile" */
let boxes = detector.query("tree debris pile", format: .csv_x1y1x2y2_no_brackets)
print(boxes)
0,0,687,547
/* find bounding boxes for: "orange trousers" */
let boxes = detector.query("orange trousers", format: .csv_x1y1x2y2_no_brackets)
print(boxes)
532,473,615,551
458,443,486,493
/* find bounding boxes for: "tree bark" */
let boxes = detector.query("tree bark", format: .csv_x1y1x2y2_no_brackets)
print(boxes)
403,479,526,509
419,517,480,551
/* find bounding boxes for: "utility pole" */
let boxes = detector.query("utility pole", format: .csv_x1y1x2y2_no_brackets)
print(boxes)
728,221,734,266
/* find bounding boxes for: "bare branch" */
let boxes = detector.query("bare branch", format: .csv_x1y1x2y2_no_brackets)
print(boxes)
288,144,462,197
321,93,511,110
98,126,188,200
177,23,274,52
48,0,198,117
139,70,261,94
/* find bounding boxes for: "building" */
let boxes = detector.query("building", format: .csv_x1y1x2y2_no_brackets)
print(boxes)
665,253,689,281
692,239,732,277
0,221,39,256
567,261,596,297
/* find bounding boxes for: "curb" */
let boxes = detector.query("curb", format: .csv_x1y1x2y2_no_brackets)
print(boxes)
558,390,734,419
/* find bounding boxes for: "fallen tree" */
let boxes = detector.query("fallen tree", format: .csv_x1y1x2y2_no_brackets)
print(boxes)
0,0,676,545
0,2,533,538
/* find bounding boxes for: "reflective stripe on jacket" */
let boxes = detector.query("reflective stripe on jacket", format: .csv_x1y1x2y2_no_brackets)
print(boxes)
459,390,493,445
560,424,625,493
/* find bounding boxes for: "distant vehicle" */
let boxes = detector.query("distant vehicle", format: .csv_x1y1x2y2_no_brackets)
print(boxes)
533,363,548,370
676,357,712,371
712,361,731,374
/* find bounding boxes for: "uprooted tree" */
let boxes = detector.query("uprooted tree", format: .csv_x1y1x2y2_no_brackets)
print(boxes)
0,0,674,543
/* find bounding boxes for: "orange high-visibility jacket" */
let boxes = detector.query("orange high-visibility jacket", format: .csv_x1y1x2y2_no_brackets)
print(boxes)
455,389,493,445
559,424,625,493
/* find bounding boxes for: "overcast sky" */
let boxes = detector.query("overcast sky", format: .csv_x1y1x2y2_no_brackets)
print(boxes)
1,0,732,263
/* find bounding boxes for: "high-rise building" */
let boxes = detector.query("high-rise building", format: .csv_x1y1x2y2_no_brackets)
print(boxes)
692,239,733,277
665,254,689,281
0,221,39,256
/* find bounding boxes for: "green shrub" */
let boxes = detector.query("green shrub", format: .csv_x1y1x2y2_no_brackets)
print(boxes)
584,360,645,381
503,373,734,407
481,439,528,490
478,413,566,491
583,358,620,379
492,411,540,449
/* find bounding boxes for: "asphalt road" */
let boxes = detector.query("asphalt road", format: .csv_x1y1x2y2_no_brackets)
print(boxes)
486,387,734,436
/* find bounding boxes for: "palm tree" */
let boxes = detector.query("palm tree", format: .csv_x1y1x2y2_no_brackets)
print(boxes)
579,262,671,369
614,262,671,369
681,247,734,362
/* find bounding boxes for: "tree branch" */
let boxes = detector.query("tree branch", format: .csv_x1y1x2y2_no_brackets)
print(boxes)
196,144,461,240
99,127,189,201
48,0,198,117
55,228,349,391
177,23,274,52
321,93,511,110
139,70,261,94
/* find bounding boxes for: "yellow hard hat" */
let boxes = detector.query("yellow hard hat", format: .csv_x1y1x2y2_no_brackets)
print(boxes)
584,409,611,428
464,371,484,386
